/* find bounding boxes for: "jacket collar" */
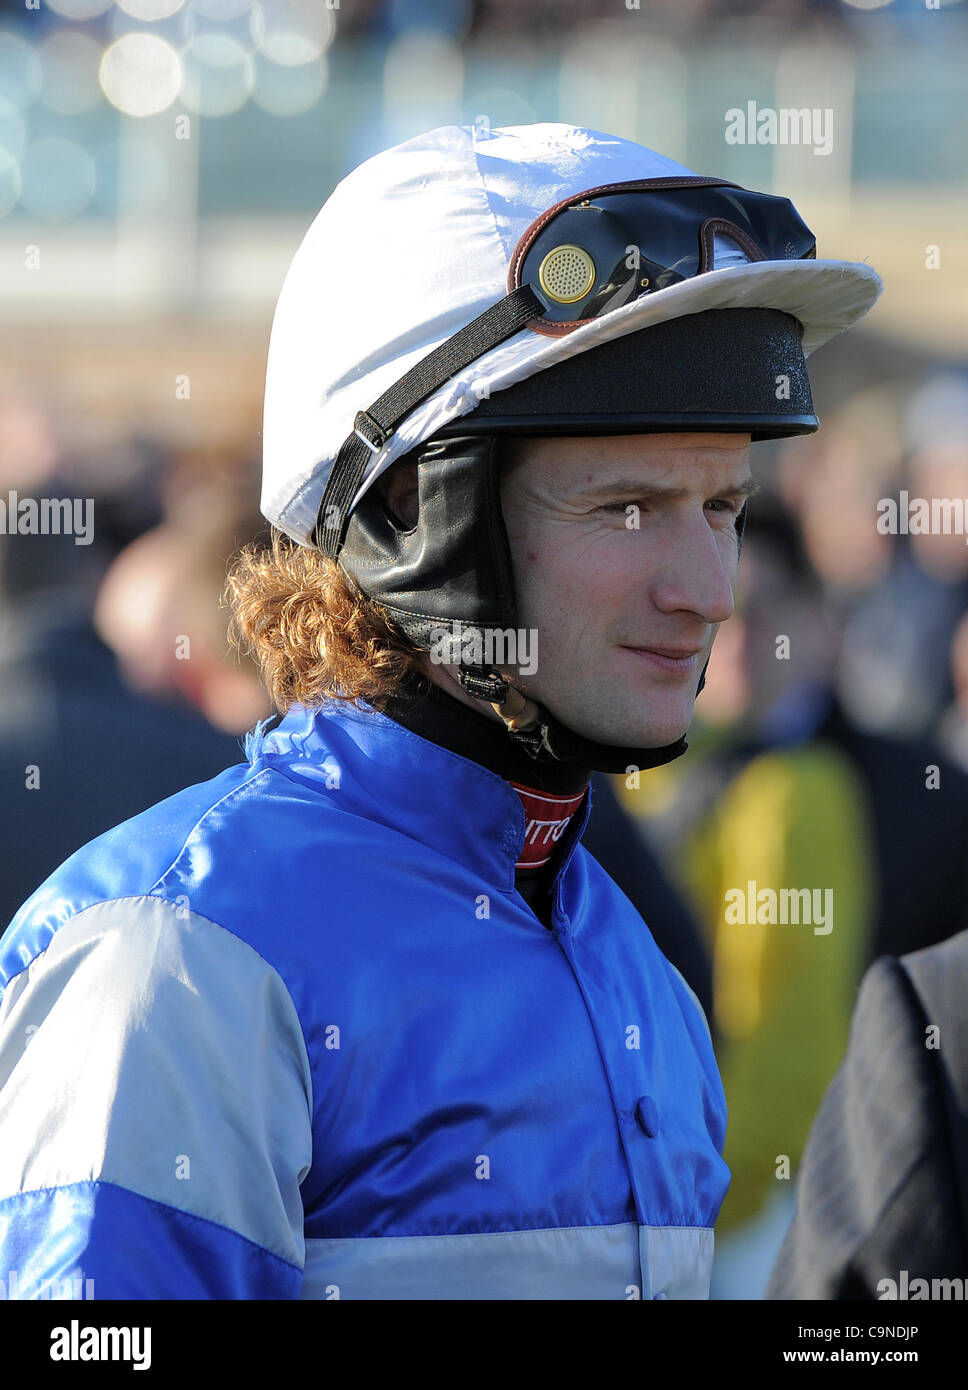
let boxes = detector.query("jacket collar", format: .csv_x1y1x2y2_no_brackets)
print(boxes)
247,698,592,896
380,677,591,795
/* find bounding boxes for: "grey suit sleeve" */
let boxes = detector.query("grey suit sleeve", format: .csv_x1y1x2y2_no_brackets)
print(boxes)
766,951,968,1300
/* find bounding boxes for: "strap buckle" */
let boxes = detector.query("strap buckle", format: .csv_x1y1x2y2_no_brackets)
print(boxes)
353,410,389,453
457,665,509,704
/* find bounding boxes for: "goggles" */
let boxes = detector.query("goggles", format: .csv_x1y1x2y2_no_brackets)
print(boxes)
512,177,817,332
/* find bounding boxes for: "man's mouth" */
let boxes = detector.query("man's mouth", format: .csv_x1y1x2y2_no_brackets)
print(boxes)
620,644,704,674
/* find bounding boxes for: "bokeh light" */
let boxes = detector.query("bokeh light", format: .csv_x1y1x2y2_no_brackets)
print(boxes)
251,51,327,115
107,2,196,46
19,137,96,219
0,33,41,110
44,0,113,19
38,31,103,116
250,0,336,66
99,34,183,117
0,96,27,163
181,34,253,116
116,0,187,19
191,0,253,19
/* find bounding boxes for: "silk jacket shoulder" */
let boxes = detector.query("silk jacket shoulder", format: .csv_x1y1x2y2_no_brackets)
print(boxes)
0,698,730,1300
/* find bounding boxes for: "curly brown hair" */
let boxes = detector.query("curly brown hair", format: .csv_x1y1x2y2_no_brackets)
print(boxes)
223,527,429,714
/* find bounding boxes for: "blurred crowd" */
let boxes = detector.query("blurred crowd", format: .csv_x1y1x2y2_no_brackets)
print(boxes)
291,0,918,42
0,0,876,34
0,391,272,926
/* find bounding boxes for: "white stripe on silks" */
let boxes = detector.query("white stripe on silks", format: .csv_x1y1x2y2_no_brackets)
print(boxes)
299,1223,713,1300
0,896,313,1267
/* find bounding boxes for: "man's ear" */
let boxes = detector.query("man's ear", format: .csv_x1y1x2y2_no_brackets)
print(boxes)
379,459,419,529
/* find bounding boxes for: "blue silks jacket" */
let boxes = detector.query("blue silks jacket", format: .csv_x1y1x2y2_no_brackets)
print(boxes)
0,698,729,1300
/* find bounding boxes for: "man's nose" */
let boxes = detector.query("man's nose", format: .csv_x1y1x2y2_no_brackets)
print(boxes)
647,518,737,624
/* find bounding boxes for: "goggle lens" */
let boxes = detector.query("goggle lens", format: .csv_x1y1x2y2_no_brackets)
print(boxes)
517,182,817,327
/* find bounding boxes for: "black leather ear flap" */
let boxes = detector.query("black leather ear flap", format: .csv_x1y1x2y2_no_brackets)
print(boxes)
337,434,519,650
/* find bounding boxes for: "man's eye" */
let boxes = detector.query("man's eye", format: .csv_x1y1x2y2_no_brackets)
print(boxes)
598,499,742,517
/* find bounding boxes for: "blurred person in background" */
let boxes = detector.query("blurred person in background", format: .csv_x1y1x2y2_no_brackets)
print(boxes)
767,924,968,1300
774,385,900,611
672,502,877,1298
93,465,271,737
938,609,968,772
0,406,269,925
821,375,968,737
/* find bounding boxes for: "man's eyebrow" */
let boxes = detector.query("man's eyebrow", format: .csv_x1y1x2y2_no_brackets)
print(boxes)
576,475,763,501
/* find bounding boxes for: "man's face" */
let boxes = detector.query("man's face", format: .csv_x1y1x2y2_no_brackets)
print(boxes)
498,432,755,748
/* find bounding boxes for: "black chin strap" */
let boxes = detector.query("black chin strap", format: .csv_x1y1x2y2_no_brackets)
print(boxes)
511,707,688,775
456,665,689,775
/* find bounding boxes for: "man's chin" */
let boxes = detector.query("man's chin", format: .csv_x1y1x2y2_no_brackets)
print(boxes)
543,703,692,751
619,721,691,750
509,674,694,749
